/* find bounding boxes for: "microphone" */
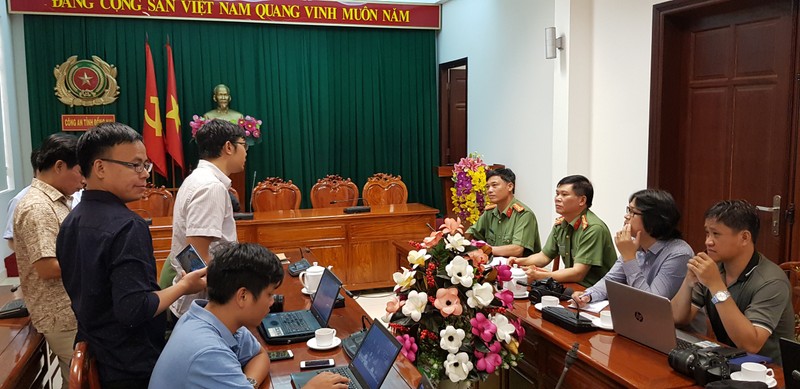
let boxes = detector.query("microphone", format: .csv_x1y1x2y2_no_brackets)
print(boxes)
792,370,800,381
329,198,365,204
249,171,257,212
425,223,436,231
340,286,355,298
330,198,371,214
517,280,594,333
555,342,580,389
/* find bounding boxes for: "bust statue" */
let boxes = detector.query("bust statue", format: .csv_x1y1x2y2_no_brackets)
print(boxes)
203,84,243,122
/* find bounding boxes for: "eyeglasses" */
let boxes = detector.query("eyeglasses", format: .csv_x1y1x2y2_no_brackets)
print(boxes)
233,141,249,151
625,206,642,217
100,158,153,173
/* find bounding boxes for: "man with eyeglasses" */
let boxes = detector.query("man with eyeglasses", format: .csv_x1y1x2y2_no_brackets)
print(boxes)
168,119,248,317
56,122,207,388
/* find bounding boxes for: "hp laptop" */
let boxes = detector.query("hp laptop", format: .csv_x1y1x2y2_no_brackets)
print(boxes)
291,319,402,389
606,280,713,354
259,268,341,345
780,337,800,389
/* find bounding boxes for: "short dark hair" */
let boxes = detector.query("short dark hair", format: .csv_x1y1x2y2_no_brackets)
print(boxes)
195,119,246,159
37,133,79,171
557,175,594,208
704,200,761,244
487,168,516,193
207,242,284,304
630,189,682,240
78,122,143,179
30,149,39,171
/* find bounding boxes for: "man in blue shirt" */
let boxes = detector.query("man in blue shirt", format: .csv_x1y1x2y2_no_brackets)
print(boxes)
150,242,349,389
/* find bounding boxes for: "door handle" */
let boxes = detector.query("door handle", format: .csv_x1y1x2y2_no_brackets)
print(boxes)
755,195,781,236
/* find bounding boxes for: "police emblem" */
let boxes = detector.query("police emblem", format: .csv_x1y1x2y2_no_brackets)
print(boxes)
54,55,120,107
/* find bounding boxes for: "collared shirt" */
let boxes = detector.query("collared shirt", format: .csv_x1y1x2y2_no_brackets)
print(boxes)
541,209,616,288
5,186,82,240
149,300,261,389
57,190,164,384
584,238,693,302
12,179,77,333
691,251,794,362
466,197,541,256
170,159,237,317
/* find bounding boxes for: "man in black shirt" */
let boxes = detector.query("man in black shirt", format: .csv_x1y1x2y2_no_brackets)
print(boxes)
57,122,207,388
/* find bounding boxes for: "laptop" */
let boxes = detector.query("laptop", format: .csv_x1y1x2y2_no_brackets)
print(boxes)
605,280,715,354
291,318,402,389
780,337,800,389
259,268,341,345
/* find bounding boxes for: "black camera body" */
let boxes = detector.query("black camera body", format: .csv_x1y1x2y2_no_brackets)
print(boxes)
527,277,569,304
668,347,732,385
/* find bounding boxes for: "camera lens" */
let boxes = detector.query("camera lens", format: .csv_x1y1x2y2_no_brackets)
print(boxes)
667,348,696,376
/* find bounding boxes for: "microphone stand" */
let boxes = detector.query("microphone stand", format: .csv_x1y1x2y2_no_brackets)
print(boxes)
555,342,579,389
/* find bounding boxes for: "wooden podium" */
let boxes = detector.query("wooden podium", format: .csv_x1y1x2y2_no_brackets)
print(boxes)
437,164,504,221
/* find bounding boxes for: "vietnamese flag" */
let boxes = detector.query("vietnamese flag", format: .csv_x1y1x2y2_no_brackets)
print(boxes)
164,41,185,173
143,40,168,178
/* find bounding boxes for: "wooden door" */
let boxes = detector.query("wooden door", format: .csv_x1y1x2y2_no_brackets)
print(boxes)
650,0,797,262
439,59,468,165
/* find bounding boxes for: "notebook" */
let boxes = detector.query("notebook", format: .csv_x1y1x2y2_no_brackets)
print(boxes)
291,318,402,389
605,280,716,354
780,337,800,389
259,268,341,345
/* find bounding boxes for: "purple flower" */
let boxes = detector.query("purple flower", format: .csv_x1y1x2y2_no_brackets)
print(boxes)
496,264,512,282
495,289,514,308
470,312,497,343
474,341,503,374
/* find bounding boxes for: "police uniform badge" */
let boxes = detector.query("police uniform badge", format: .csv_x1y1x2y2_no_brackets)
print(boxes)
54,55,120,107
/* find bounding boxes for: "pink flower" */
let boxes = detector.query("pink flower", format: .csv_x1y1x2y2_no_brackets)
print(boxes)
511,318,526,339
475,341,503,373
396,334,418,362
470,312,497,342
439,217,463,235
433,288,463,317
385,297,405,314
238,118,246,126
253,130,260,138
422,231,443,248
495,264,512,282
495,289,514,308
245,130,251,136
467,249,489,265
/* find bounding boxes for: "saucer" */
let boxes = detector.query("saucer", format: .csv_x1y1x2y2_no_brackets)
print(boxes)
730,372,777,388
591,317,613,331
301,287,313,295
514,292,529,299
307,336,341,351
534,303,563,311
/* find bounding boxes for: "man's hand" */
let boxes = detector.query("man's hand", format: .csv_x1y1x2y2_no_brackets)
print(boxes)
177,267,208,295
614,224,640,261
303,372,350,388
523,265,546,281
571,290,591,308
687,252,723,290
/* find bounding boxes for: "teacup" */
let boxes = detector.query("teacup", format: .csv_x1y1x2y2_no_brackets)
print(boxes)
740,362,774,382
315,327,337,347
541,295,560,307
600,311,613,327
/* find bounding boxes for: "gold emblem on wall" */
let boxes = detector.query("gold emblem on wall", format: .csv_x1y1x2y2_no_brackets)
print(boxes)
54,55,120,107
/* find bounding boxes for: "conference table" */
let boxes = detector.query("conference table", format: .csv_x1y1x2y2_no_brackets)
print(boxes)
0,285,56,389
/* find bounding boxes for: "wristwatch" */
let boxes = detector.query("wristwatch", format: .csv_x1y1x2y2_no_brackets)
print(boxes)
711,290,731,305
246,377,257,388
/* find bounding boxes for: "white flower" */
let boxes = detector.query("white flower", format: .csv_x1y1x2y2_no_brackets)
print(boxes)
444,352,474,382
392,267,416,292
407,249,430,268
439,325,466,353
466,282,494,308
446,233,468,252
445,256,474,287
491,313,516,343
401,290,428,322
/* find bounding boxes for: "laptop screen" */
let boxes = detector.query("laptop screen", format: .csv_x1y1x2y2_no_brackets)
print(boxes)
780,337,800,389
310,269,340,325
351,323,402,389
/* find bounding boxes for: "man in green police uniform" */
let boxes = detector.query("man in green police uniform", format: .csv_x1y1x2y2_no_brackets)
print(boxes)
510,175,616,288
465,168,540,257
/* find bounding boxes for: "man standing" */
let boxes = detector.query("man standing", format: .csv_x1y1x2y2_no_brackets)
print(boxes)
57,122,207,388
671,200,793,361
510,175,616,288
465,168,540,257
169,119,247,317
13,134,84,387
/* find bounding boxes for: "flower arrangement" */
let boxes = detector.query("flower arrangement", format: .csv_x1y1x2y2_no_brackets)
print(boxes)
189,115,263,146
386,217,524,388
451,153,489,225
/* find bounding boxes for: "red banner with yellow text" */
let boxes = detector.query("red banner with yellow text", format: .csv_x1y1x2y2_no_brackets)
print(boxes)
9,0,441,30
143,40,168,178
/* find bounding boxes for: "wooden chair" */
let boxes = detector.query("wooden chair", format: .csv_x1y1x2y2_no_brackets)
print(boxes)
127,184,174,218
310,175,359,208
780,261,800,341
251,177,302,211
69,341,101,389
362,173,408,206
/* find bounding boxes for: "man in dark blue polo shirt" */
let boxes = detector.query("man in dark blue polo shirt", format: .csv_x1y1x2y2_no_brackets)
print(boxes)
57,122,207,389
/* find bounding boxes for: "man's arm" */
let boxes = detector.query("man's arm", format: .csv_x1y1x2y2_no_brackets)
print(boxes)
491,244,524,257
32,257,61,280
153,268,207,315
186,236,215,264
509,252,552,268
527,262,591,283
242,347,269,387
671,274,699,326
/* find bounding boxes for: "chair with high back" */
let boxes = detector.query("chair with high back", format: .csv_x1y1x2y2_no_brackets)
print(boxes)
69,341,101,389
310,175,359,208
127,184,174,218
780,261,800,341
362,173,408,206
251,177,302,212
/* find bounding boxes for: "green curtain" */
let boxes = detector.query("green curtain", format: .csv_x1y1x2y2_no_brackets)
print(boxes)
24,15,442,211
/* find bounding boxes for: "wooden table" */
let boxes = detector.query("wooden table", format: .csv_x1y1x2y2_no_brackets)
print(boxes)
262,247,422,389
150,203,437,290
0,286,54,389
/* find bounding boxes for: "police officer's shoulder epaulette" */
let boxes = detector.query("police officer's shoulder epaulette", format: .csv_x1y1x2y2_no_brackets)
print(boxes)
554,217,565,225
485,204,498,210
512,203,525,213
580,214,589,230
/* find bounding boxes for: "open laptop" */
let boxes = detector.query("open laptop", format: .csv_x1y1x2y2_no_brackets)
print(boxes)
259,268,341,345
291,318,402,389
606,280,716,354
780,337,800,389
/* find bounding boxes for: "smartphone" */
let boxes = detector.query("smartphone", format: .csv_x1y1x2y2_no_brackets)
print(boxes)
299,359,335,369
176,244,206,273
268,350,293,361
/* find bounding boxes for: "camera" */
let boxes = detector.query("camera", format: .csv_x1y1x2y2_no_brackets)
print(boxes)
527,277,568,304
668,347,732,385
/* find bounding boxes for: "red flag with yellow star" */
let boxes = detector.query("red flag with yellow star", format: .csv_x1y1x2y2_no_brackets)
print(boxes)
164,41,185,173
143,40,168,178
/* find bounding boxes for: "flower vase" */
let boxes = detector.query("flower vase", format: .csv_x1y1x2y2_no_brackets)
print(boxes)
437,379,473,389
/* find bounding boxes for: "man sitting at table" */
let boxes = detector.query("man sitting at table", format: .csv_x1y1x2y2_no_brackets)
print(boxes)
671,200,793,361
464,168,540,257
149,242,349,389
509,175,616,288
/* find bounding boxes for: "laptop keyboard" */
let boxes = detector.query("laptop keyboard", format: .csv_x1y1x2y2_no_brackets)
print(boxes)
676,338,699,350
283,312,312,334
321,367,358,389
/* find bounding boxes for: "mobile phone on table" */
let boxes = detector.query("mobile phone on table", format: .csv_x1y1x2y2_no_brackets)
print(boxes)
268,350,293,361
300,359,335,369
176,244,206,272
